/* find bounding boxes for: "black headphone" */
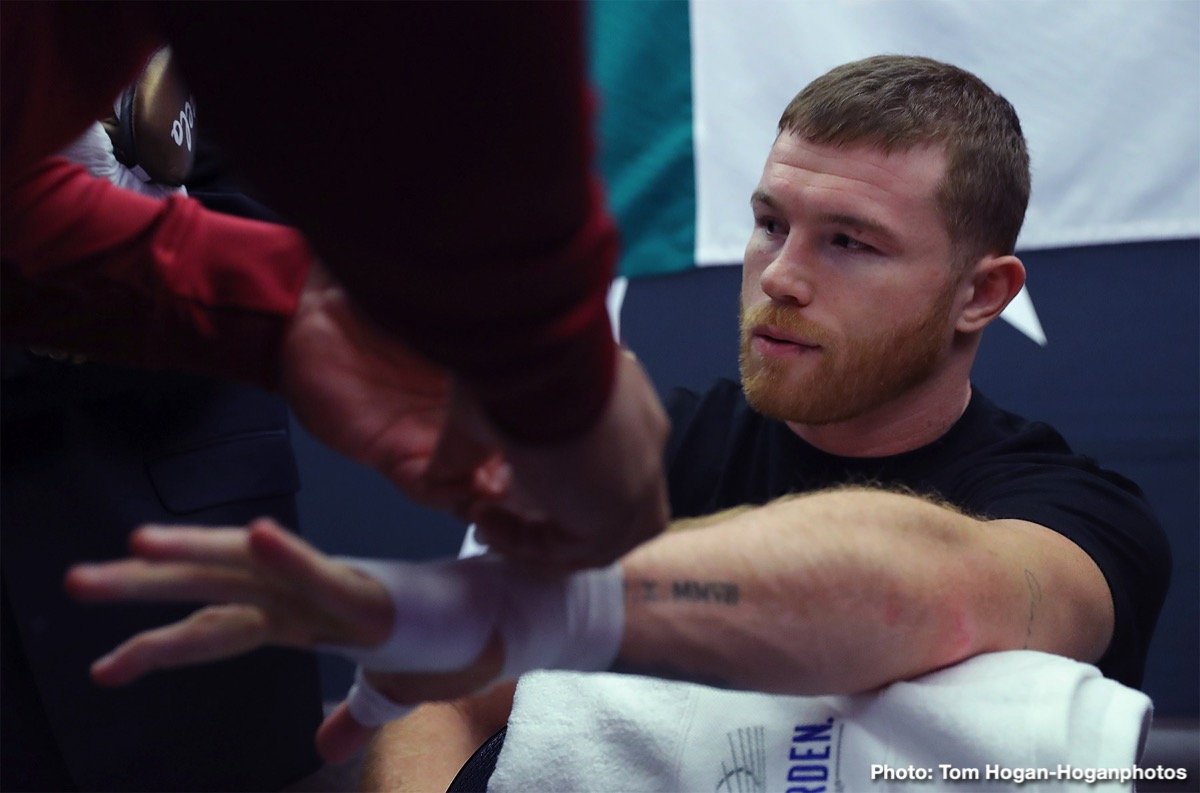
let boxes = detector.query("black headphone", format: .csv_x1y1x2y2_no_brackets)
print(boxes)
102,48,196,186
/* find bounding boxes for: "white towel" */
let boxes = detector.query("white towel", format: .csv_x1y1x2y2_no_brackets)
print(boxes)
488,651,1152,792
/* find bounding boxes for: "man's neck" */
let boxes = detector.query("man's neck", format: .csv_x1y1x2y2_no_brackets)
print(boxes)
785,375,973,458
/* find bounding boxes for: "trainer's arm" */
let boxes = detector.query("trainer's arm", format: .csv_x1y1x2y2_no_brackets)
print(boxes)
1,156,311,387
616,486,1114,694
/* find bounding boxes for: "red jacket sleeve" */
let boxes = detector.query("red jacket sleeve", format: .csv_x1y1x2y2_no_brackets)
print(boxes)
1,158,311,388
161,3,619,442
1,2,309,388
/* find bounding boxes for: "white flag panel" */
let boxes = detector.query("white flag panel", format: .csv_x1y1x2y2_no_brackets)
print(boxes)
691,0,1200,265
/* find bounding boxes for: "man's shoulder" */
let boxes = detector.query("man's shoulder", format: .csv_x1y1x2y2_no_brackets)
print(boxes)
949,390,1158,533
958,390,1071,451
957,398,1169,691
945,390,1130,485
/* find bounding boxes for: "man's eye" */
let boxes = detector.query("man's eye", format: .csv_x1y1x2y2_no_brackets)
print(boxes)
832,233,872,252
758,217,780,234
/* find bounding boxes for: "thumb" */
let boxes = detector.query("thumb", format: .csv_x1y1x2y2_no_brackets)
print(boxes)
425,388,498,489
315,700,377,765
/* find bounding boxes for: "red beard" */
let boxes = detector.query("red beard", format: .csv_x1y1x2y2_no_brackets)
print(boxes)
739,289,954,425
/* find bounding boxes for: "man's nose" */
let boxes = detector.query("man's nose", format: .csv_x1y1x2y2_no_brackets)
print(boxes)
759,243,814,307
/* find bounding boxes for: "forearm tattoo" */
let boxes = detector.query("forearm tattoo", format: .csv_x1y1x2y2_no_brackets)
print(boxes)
612,578,741,686
625,578,740,606
1023,569,1043,649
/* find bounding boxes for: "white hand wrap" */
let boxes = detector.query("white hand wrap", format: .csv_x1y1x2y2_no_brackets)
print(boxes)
327,555,624,724
492,561,626,679
329,557,503,673
344,667,414,727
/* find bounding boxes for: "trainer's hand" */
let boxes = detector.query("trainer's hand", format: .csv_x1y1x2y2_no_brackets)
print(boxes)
280,266,509,517
475,349,671,571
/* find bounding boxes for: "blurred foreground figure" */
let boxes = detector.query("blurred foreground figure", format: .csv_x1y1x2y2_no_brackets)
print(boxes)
2,63,322,790
1,2,668,573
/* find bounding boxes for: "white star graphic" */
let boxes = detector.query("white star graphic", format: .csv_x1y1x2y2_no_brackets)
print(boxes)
1000,285,1047,346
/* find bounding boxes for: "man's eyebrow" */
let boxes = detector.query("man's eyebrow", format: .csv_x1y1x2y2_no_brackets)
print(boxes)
750,190,779,209
815,211,900,245
751,191,901,245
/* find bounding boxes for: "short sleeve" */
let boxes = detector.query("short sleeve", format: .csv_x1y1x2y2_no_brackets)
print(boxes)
954,453,1171,688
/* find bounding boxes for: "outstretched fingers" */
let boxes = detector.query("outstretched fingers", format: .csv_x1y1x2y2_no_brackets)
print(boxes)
128,524,255,566
65,558,269,607
90,603,269,686
67,520,296,606
246,520,393,645
67,518,398,680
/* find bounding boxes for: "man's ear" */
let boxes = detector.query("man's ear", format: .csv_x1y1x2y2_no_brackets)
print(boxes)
955,254,1025,334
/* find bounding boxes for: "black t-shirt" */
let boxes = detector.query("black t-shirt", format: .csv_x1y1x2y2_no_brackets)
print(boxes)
664,378,1171,690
